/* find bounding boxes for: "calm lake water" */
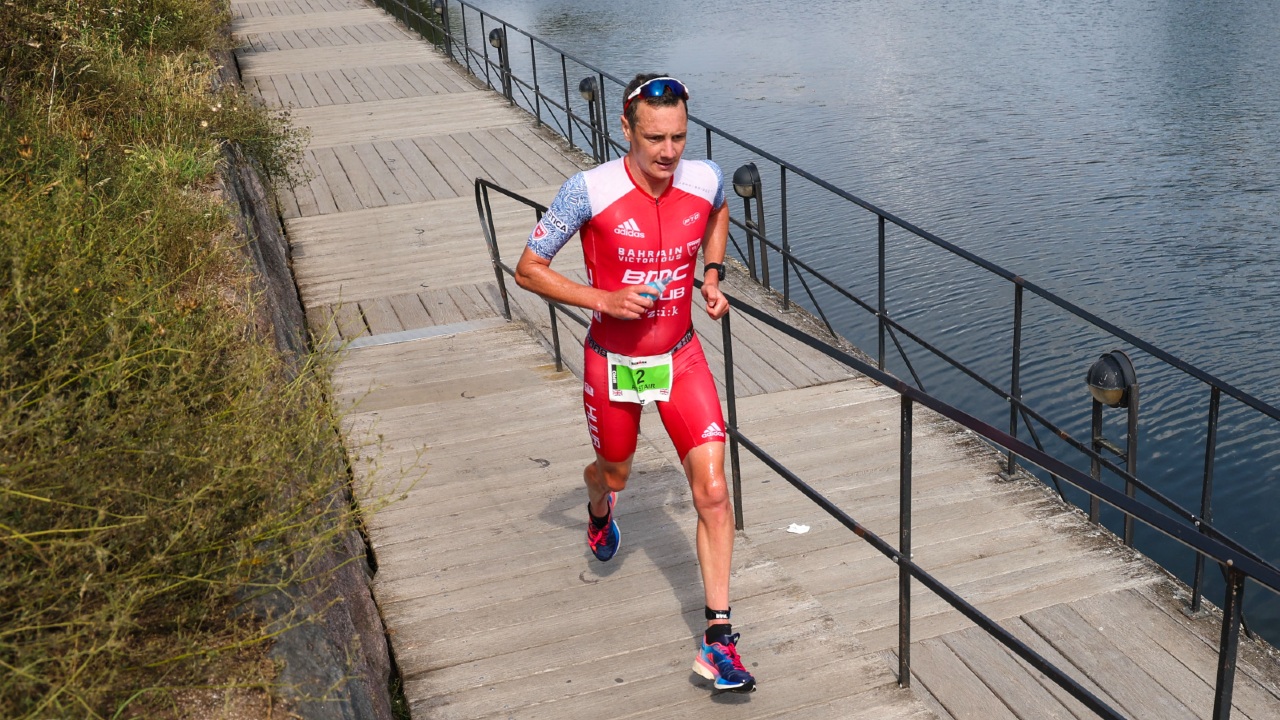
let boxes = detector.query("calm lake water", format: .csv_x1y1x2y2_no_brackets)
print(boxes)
460,0,1280,636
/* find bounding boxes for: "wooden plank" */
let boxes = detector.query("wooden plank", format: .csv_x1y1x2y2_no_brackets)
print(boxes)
910,637,1020,719
291,93,526,148
938,627,1083,719
285,71,319,107
1072,589,1280,718
489,126,566,185
271,72,300,108
419,288,466,325
390,137,449,199
332,301,368,339
386,63,440,97
454,283,500,322
304,303,340,344
449,130,527,188
387,293,433,329
371,140,431,204
336,66,379,103
318,68,358,105
330,144,387,208
509,124,588,177
369,65,415,99
408,135,469,197
309,146,363,212
304,149,339,215
353,66,395,101
359,296,404,335
1021,603,1198,719
300,71,334,106
350,142,409,206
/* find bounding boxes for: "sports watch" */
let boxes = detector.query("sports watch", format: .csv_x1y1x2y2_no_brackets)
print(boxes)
703,262,725,282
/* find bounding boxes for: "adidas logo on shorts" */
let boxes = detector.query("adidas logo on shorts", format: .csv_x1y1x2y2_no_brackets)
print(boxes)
613,218,645,238
702,422,724,440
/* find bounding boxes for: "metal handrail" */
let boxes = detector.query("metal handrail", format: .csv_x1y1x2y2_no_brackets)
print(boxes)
383,0,1280,621
474,178,1270,719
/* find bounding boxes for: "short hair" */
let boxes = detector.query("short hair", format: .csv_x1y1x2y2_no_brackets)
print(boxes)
622,72,686,127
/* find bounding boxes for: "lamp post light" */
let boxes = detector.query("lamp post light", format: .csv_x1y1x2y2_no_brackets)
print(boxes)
487,28,512,102
733,162,768,286
1086,349,1139,545
431,0,450,58
578,76,601,163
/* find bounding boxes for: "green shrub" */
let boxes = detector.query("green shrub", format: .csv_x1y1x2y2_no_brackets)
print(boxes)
1,0,353,716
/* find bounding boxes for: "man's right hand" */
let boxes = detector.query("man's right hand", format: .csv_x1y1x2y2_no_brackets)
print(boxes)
599,285,657,320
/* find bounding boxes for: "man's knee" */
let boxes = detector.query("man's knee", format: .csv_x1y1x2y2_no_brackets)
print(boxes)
684,444,730,514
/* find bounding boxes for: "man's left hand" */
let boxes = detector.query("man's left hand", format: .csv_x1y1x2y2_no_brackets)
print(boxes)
702,280,729,320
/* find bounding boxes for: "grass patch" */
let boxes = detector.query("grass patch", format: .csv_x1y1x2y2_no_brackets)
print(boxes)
2,0,366,716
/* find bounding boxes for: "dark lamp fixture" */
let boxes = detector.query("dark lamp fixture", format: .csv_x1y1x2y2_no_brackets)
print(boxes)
733,162,760,199
1087,350,1137,408
578,76,598,103
488,28,504,49
432,0,444,16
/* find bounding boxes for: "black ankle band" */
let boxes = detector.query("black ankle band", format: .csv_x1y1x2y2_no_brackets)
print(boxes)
704,606,731,621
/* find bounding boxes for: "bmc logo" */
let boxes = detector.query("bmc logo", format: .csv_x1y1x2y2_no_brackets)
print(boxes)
621,266,689,285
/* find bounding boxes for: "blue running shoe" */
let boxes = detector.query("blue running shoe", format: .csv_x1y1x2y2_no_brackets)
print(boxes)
586,492,620,562
693,632,756,692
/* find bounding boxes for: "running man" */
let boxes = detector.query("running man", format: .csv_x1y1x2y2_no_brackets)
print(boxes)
514,73,755,693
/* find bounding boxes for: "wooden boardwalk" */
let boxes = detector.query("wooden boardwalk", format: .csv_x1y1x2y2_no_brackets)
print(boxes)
229,2,1280,718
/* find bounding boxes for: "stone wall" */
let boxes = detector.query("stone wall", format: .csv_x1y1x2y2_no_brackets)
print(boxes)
213,49,397,720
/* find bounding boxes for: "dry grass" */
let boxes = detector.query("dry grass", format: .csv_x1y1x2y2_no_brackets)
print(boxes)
1,1,368,716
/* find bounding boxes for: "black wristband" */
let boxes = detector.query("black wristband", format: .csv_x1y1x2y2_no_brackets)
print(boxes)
704,606,731,621
703,262,725,281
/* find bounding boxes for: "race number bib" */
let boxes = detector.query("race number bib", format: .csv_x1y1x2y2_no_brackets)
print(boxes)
606,351,674,405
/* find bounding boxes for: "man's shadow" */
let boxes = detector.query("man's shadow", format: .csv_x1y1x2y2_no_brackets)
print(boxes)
536,447,754,699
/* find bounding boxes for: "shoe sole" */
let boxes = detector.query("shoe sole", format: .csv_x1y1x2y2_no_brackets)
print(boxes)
692,655,755,692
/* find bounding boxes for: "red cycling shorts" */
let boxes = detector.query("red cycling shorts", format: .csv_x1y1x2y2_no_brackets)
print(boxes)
582,334,726,463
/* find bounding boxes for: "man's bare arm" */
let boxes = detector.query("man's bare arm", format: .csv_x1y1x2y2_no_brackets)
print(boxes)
699,203,730,320
514,247,655,321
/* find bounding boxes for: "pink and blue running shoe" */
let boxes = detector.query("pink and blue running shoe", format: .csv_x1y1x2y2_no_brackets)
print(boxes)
693,632,756,692
586,492,620,562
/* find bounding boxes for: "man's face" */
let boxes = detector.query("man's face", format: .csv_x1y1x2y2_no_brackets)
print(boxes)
622,101,688,188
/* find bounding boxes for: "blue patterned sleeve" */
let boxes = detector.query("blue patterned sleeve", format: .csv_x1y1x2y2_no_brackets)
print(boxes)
528,173,592,259
704,159,726,209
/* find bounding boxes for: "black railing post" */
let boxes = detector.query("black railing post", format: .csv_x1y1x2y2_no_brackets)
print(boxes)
562,57,572,150
722,312,744,530
1089,399,1103,524
780,167,791,310
1123,385,1140,546
436,0,451,60
479,15,493,90
741,195,758,281
549,306,563,372
577,76,600,163
473,181,511,320
754,190,770,291
1212,567,1246,720
530,36,541,126
877,215,886,370
899,395,913,687
1193,387,1222,613
597,71,611,161
1008,283,1024,476
459,6,471,74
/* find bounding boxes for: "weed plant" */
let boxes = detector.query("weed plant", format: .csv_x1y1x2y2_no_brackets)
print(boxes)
2,0,365,716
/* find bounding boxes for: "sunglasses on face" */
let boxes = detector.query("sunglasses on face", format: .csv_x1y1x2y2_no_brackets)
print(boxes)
623,77,689,114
